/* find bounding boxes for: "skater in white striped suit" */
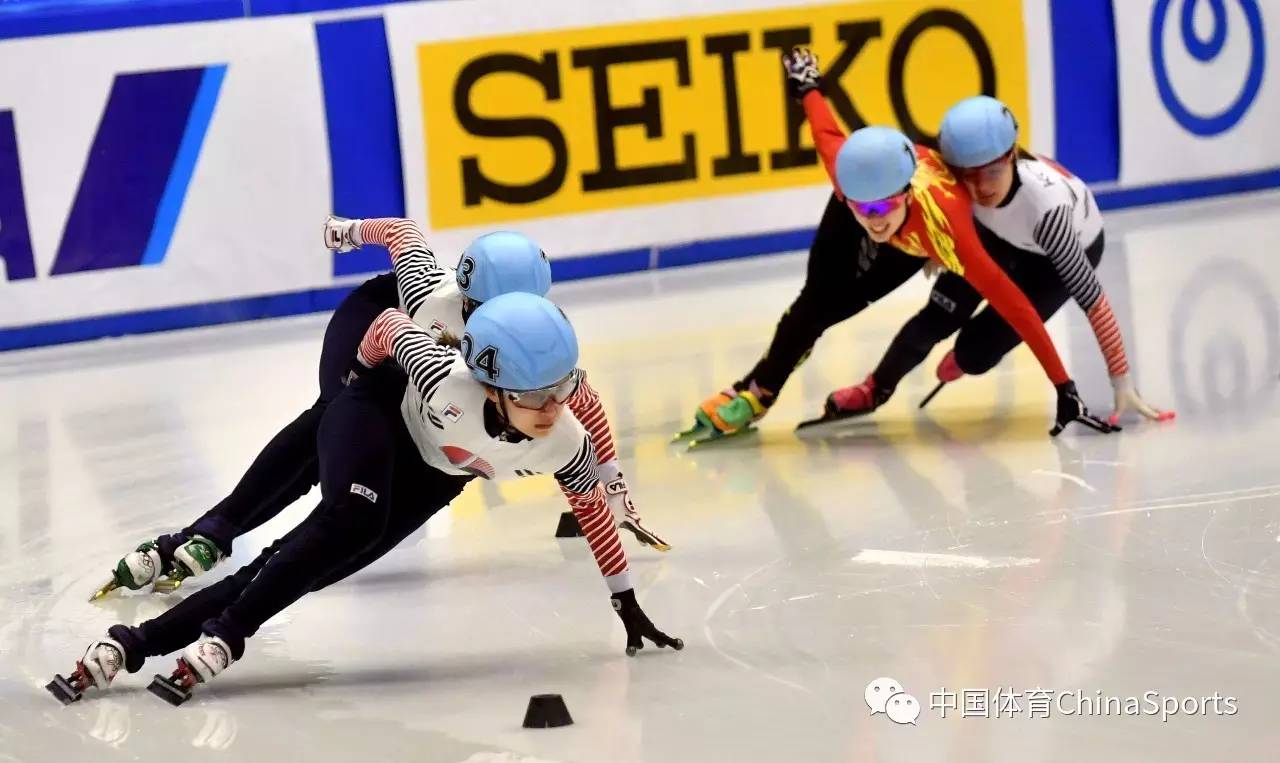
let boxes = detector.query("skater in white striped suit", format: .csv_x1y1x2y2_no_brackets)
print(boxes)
91,216,668,601
51,291,681,706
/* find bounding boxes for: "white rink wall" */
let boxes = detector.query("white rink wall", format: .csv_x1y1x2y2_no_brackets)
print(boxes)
0,0,1274,350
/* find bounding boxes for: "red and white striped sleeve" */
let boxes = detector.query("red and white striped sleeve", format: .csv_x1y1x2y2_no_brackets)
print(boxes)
357,308,457,401
555,435,632,593
564,370,617,465
357,218,449,320
1084,296,1130,377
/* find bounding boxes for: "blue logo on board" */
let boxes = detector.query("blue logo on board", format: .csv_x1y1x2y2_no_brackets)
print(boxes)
0,65,225,281
1150,0,1266,136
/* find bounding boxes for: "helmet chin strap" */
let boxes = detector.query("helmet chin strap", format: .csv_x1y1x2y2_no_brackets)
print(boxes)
495,391,517,434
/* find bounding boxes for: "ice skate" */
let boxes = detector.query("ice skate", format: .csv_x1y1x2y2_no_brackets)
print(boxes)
149,634,234,707
620,517,671,552
673,390,761,449
46,634,129,705
89,540,163,601
154,535,224,593
796,375,887,430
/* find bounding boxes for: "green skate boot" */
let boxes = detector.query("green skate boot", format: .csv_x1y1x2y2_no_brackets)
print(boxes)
154,535,224,593
90,541,165,601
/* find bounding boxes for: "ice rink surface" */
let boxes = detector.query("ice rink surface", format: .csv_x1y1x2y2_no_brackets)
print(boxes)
3,192,1280,762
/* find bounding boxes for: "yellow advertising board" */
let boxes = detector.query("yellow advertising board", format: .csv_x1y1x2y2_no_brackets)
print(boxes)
413,1,1029,228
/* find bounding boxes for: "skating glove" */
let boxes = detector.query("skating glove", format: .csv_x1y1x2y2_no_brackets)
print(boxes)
782,47,822,100
599,462,636,522
1051,380,1119,436
1109,373,1175,425
610,589,684,656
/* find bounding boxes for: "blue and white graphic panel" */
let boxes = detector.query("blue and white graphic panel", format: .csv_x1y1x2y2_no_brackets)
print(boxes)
1116,0,1273,185
0,17,332,332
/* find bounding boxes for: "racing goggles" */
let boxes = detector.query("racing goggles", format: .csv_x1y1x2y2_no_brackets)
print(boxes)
954,150,1014,182
849,191,909,218
505,373,578,410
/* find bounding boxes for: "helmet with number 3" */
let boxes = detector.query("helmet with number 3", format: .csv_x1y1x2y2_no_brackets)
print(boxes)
461,292,578,391
456,231,552,303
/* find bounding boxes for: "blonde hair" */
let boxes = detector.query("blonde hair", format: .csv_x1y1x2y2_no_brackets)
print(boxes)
436,330,462,349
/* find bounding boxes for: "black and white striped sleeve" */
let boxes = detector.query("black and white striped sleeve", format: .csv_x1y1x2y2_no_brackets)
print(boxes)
1031,204,1104,311
354,218,447,318
399,265,450,321
553,435,601,495
390,330,455,403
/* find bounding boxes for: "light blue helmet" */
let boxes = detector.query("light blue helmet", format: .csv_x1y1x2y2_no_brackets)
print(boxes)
939,95,1018,168
461,292,578,391
457,231,552,303
835,126,918,202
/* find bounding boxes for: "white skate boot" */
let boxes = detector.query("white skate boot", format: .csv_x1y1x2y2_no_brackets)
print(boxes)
46,635,129,704
148,634,234,706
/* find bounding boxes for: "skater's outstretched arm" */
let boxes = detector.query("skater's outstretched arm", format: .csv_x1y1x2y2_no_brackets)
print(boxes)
1031,206,1129,378
357,308,456,399
356,218,449,320
942,198,1115,434
565,371,617,464
565,371,669,550
945,202,1069,386
555,436,631,591
1030,209,1169,422
555,437,683,654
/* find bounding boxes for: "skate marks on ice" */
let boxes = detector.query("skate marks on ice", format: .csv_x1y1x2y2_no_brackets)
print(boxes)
848,549,1041,569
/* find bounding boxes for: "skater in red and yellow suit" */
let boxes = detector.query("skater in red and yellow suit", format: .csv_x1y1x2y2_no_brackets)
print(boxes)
685,48,1114,439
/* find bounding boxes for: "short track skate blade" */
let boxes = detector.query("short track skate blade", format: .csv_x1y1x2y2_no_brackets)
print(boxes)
45,674,82,705
152,575,186,594
918,381,946,409
684,425,754,450
671,423,708,442
620,521,671,553
147,674,192,706
89,578,120,602
795,408,874,431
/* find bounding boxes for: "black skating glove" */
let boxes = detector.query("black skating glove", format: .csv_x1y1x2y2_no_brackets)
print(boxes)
610,589,684,656
1051,380,1120,437
782,47,823,101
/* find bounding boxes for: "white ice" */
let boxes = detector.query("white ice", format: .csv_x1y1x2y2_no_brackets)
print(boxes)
2,192,1279,762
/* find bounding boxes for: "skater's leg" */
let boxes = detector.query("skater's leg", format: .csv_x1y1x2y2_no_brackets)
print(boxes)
870,273,982,392
170,403,324,559
696,196,923,435
953,246,1095,375
200,382,401,659
94,274,406,601
121,536,293,665
743,194,920,396
175,272,401,558
317,272,400,401
311,459,471,591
